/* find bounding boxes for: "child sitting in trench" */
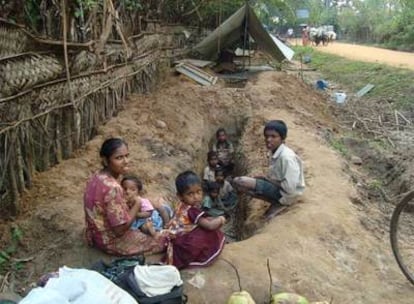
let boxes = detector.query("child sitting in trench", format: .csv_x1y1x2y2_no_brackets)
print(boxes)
202,181,226,217
212,128,235,177
203,150,221,184
121,175,172,238
214,168,238,211
163,171,226,269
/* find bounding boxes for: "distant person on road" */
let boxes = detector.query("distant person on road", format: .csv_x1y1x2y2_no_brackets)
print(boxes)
233,120,305,220
302,26,309,46
287,28,294,38
83,138,167,256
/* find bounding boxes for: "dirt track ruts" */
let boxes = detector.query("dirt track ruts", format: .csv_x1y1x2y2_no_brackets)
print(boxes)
312,41,414,70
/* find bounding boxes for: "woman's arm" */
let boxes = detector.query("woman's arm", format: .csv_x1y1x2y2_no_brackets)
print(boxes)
130,197,149,218
112,199,141,236
135,210,152,218
198,216,226,230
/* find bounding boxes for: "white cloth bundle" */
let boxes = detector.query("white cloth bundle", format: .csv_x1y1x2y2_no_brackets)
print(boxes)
133,264,183,297
20,266,138,304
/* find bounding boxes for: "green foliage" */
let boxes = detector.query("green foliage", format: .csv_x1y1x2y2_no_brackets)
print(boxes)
292,45,313,59
121,0,143,11
197,0,246,28
330,137,348,156
384,9,414,51
24,0,41,31
307,0,326,25
369,138,392,151
74,0,99,19
252,1,296,29
77,0,98,10
368,179,383,191
12,0,414,49
0,225,23,275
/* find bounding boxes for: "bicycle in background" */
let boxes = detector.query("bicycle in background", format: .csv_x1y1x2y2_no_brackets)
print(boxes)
390,190,414,284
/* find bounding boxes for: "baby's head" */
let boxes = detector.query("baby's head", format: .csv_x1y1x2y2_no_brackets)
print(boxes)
121,175,143,199
216,128,228,143
206,181,220,199
207,150,218,167
175,171,203,206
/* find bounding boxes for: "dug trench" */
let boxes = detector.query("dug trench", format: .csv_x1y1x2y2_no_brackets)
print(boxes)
2,70,414,303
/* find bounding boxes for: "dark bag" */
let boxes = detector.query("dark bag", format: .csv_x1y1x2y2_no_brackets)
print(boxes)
91,257,187,304
90,255,145,285
121,270,186,304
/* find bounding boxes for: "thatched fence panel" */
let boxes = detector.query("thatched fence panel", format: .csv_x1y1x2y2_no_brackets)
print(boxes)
0,54,164,215
0,14,201,215
0,25,27,58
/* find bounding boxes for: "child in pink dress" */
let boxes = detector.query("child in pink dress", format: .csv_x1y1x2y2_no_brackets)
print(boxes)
121,175,172,238
164,171,226,269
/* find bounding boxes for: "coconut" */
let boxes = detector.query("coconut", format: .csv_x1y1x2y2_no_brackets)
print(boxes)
271,292,309,304
227,290,256,304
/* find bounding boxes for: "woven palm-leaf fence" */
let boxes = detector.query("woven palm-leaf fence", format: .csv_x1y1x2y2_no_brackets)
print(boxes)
0,53,63,98
0,25,27,58
0,9,197,215
0,54,163,214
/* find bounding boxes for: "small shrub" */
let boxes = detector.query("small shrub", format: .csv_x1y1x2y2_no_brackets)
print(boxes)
330,138,348,156
368,179,383,191
0,225,23,275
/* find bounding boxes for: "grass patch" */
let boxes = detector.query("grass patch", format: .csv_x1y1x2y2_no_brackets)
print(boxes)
0,225,24,275
368,179,383,191
330,137,348,156
292,46,414,109
368,138,393,151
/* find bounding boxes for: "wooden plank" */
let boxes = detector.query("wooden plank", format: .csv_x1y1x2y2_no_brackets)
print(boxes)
175,59,215,68
356,84,375,97
175,63,217,86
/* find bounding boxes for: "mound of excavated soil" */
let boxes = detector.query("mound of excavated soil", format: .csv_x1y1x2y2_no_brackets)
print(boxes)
2,70,414,303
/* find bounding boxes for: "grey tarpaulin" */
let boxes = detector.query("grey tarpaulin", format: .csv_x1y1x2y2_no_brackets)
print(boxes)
193,4,294,62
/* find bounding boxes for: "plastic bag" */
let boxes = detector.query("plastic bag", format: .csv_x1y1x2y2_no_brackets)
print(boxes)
20,266,138,304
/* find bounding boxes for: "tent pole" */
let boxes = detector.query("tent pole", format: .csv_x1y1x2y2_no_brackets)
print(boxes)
248,11,251,67
217,0,222,55
242,2,248,71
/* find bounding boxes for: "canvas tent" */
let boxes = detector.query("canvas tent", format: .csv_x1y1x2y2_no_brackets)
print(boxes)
193,4,294,62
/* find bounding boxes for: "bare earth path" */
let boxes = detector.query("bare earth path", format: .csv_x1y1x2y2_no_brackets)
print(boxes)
3,42,414,303
315,42,414,70
7,71,414,304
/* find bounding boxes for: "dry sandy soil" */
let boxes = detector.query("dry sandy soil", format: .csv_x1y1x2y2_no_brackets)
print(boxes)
287,38,414,70
315,42,414,70
1,44,414,303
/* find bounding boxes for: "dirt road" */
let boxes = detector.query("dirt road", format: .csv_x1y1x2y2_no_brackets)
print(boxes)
314,42,414,70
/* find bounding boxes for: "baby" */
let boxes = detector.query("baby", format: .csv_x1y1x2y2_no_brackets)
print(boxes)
121,175,171,238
